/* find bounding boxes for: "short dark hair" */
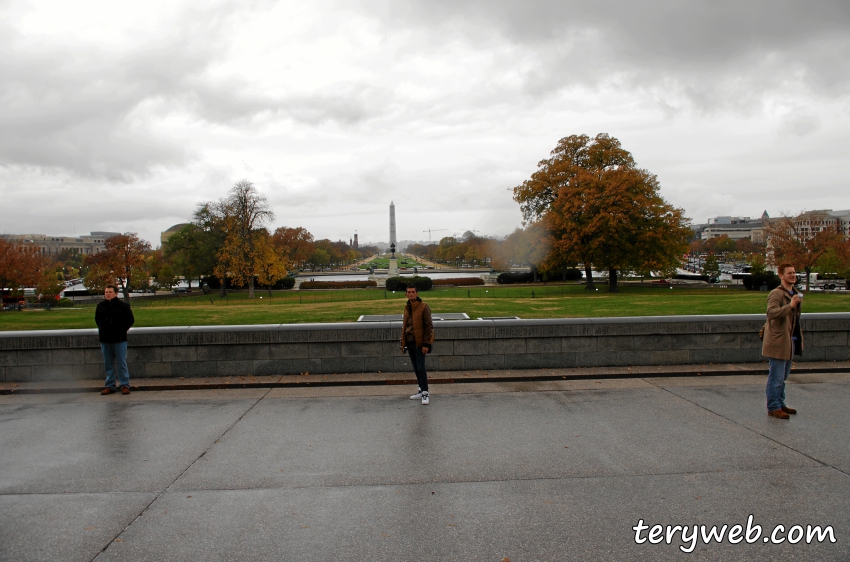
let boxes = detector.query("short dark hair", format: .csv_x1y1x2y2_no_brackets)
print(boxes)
777,263,795,275
406,284,417,291
105,284,119,293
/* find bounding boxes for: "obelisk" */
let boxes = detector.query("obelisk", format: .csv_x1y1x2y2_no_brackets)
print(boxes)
388,202,399,276
389,201,397,247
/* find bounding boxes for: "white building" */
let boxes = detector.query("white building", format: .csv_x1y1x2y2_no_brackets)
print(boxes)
0,232,119,257
699,214,767,242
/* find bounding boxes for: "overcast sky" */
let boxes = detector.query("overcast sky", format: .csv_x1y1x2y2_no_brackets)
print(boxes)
2,0,849,247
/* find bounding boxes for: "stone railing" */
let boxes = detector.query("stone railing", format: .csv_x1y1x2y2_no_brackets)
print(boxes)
1,313,848,382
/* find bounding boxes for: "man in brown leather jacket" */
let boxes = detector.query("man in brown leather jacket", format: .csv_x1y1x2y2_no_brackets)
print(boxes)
401,285,434,405
761,263,803,419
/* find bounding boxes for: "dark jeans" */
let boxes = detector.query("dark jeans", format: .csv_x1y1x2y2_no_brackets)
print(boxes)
406,341,429,392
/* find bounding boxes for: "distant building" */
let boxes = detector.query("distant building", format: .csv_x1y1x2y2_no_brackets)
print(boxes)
788,210,850,241
699,214,766,242
0,232,119,257
353,233,358,249
161,223,190,247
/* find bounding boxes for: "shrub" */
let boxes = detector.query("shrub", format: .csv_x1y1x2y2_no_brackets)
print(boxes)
432,277,485,286
272,277,296,290
541,268,582,282
743,272,780,291
299,280,378,289
497,272,535,284
385,276,432,292
55,298,74,307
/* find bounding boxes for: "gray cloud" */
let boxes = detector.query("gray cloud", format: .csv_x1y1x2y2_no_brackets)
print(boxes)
354,0,850,111
0,3,388,181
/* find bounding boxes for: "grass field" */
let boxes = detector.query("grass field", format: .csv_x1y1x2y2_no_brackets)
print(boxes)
1,284,847,331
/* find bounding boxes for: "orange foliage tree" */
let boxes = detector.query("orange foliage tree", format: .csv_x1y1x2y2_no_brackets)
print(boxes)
0,239,43,306
514,134,689,291
84,233,151,304
272,226,315,266
211,180,275,298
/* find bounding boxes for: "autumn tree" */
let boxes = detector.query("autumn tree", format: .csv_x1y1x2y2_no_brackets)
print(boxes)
84,233,151,304
704,235,736,254
253,229,292,295
0,239,43,308
148,250,179,291
767,212,844,291
37,269,65,302
515,134,689,292
735,238,764,255
210,180,274,298
272,226,315,266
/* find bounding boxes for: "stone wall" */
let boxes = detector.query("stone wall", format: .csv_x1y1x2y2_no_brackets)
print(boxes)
1,314,848,382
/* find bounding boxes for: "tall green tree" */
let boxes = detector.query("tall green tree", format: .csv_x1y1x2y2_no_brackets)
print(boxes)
163,224,219,290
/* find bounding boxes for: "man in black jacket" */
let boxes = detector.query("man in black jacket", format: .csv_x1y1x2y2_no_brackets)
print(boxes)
95,285,135,395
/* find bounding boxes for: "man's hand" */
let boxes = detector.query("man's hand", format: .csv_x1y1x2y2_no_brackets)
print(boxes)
791,295,802,308
421,346,429,354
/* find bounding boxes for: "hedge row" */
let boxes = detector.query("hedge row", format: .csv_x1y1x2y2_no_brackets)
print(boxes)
385,276,433,292
432,277,485,286
497,268,583,284
497,272,535,284
299,280,378,289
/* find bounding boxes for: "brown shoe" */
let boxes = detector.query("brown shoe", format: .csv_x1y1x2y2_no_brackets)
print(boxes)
100,387,116,395
768,409,790,419
121,386,130,395
781,406,797,415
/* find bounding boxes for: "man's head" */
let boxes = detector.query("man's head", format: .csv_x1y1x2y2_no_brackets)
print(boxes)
405,285,418,300
104,285,118,301
777,263,797,285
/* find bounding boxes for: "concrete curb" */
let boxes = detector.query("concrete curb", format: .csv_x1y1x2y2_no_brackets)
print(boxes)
2,361,848,395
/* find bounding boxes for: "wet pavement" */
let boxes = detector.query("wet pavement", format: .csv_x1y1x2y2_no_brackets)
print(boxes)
1,371,849,561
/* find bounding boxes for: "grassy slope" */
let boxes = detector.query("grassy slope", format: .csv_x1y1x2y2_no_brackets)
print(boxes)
1,286,847,331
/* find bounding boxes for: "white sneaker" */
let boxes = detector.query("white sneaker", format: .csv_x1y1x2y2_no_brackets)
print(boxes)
421,391,429,405
410,388,423,400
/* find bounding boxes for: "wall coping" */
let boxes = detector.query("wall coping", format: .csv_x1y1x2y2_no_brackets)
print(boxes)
0,312,850,342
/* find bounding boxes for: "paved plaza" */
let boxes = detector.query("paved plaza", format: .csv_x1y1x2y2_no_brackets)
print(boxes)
1,371,849,561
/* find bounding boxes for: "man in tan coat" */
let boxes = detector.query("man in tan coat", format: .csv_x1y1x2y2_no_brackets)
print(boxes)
761,263,803,419
401,285,434,405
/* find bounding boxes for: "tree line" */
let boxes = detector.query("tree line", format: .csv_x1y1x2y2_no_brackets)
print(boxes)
1,180,379,307
145,180,380,299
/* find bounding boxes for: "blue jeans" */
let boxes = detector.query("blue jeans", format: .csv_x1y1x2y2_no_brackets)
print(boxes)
406,343,429,392
101,342,130,389
766,358,792,412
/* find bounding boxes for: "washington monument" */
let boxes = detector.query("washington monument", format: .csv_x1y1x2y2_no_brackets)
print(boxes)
389,201,397,247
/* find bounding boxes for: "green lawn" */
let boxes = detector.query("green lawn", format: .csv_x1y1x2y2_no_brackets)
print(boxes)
1,284,847,331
